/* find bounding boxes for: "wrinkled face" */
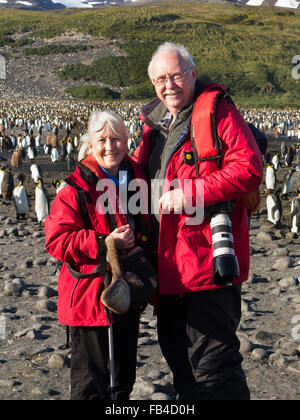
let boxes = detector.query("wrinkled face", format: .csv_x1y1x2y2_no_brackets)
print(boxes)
151,50,197,117
89,126,128,176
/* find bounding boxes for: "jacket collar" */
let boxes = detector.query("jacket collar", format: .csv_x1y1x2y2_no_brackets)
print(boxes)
79,153,105,184
73,153,134,187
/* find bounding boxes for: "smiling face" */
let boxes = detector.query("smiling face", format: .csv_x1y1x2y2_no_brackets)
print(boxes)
151,49,197,117
89,125,128,177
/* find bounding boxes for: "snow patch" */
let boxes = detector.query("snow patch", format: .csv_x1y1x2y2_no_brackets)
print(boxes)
16,1,34,5
275,0,300,8
246,0,264,5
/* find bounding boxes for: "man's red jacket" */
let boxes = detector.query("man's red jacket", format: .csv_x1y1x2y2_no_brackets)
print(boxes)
133,85,263,294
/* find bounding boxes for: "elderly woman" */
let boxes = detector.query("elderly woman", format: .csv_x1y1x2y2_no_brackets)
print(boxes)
45,110,152,400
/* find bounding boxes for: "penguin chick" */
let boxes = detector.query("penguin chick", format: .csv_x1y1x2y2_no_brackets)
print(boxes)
2,168,14,201
11,149,22,169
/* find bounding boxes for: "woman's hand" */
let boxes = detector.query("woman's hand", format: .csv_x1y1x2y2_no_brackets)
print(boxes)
111,224,135,250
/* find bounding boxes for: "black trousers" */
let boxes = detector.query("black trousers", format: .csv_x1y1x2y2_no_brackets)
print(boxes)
70,309,140,400
157,285,250,400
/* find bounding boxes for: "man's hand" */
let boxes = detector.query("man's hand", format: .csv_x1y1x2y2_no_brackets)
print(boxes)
159,188,186,214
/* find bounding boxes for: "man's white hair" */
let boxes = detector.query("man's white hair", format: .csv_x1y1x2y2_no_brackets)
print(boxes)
148,42,195,79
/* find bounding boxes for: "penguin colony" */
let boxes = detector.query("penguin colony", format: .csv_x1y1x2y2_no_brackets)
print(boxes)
0,99,145,225
0,132,82,224
263,140,300,233
0,133,80,224
0,100,300,232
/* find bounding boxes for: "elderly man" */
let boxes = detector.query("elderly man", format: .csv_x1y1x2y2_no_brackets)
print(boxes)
134,42,263,400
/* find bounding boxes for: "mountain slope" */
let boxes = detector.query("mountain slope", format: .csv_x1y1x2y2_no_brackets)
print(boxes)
0,0,65,10
0,0,298,11
0,0,137,10
0,3,298,107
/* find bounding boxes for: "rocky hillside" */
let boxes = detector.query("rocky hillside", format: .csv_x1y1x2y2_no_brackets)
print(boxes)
0,3,298,106
0,32,122,99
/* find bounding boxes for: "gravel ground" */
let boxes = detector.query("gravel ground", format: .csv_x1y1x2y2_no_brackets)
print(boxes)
0,126,299,400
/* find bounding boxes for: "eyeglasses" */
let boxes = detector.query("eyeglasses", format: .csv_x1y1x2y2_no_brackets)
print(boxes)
152,67,192,87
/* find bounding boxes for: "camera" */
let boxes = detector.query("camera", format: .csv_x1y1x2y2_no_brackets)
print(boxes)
209,202,240,286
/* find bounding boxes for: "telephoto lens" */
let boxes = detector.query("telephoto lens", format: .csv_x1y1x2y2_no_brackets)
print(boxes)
210,202,240,286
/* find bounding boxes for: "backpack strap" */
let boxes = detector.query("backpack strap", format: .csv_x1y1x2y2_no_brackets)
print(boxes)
64,178,109,279
191,84,232,171
64,178,93,229
66,236,107,280
191,84,261,216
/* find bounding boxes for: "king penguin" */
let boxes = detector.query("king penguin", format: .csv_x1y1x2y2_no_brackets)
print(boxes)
267,193,282,226
0,164,6,197
52,179,67,195
271,154,280,171
295,146,300,171
284,146,294,167
296,146,300,164
35,178,50,224
265,163,276,191
66,151,75,171
291,190,300,234
44,144,51,155
13,173,28,220
51,147,59,163
31,163,43,184
281,168,295,199
281,141,287,159
27,146,36,161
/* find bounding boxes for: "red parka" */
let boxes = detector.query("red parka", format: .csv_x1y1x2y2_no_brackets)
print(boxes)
45,154,151,327
133,84,263,294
